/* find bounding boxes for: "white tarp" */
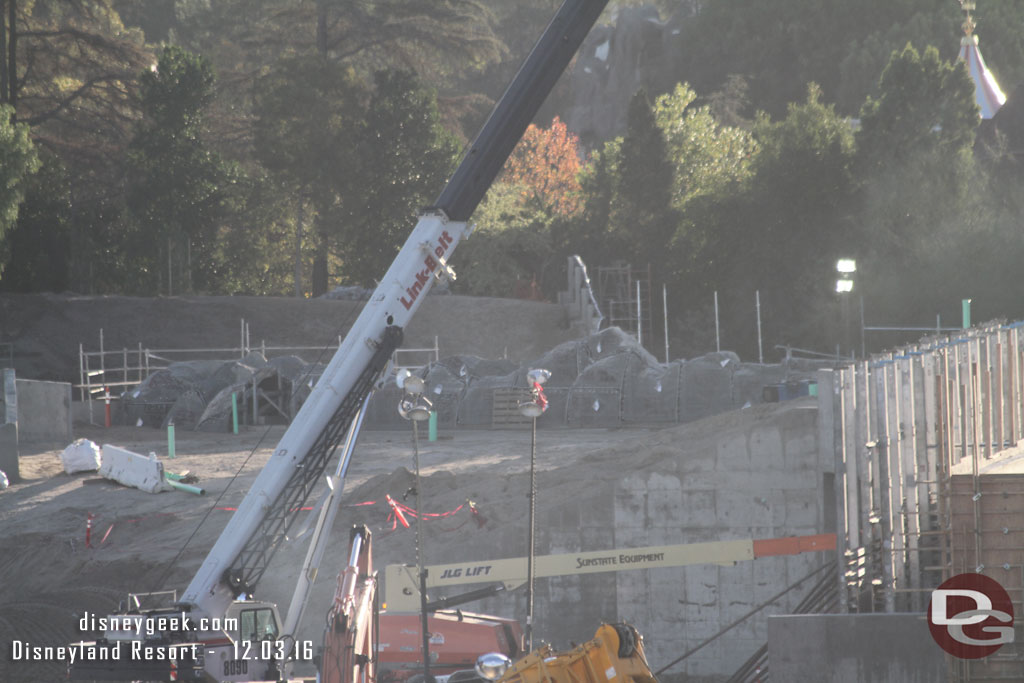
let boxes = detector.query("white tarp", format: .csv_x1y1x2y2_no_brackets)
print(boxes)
61,438,102,474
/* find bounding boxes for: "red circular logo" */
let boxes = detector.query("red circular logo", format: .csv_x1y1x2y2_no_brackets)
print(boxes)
928,573,1015,659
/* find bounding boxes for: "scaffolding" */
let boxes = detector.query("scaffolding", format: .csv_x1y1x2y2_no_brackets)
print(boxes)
595,262,652,350
76,321,439,426
826,322,1024,680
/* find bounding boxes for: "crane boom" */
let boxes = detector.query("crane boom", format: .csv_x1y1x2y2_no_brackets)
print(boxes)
70,2,611,680
184,0,611,622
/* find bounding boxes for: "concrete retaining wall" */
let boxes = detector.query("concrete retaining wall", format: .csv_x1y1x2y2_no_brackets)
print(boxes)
15,378,72,444
1,369,18,482
523,400,832,681
767,613,949,682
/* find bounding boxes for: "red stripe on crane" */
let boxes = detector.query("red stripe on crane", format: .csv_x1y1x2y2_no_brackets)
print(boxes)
752,533,836,558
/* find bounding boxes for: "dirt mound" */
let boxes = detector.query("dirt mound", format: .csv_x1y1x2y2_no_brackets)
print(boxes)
0,293,578,384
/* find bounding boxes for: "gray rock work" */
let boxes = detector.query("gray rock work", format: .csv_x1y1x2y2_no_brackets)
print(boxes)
367,327,811,430
119,353,325,431
113,327,810,433
565,4,698,144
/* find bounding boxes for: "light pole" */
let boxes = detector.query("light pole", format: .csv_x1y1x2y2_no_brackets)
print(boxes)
836,259,856,359
517,368,550,652
398,370,433,682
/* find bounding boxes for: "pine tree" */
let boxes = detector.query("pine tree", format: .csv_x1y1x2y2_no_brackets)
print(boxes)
610,89,677,276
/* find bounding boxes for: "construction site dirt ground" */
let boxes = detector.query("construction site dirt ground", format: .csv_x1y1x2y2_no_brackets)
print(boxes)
0,293,822,683
1,416,716,683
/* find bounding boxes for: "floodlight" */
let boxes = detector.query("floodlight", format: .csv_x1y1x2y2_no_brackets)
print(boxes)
398,397,432,421
836,279,854,293
518,400,545,418
476,653,512,681
404,374,426,396
527,368,551,385
836,259,857,274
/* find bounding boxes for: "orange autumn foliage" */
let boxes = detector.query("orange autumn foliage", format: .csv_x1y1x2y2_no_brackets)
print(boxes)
504,116,582,217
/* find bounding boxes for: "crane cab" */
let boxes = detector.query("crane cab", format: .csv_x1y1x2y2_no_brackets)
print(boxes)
202,600,292,682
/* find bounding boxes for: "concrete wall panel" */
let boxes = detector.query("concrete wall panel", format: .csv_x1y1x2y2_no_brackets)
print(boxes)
768,614,948,682
0,422,17,483
15,378,72,444
1,369,17,481
602,403,826,678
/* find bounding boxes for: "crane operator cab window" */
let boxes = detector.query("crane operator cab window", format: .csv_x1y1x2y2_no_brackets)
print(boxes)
239,607,280,642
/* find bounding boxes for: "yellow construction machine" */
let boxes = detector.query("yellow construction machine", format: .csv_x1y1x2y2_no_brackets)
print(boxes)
484,623,657,683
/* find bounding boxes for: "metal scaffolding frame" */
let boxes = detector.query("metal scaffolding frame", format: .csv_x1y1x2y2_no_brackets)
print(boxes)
76,321,439,426
826,322,1024,681
595,262,652,350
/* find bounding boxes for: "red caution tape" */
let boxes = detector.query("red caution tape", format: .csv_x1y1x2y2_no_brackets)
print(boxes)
211,495,474,535
386,495,410,529
215,506,317,512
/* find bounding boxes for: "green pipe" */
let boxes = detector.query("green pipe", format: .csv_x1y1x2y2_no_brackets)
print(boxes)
428,410,438,442
164,471,190,481
165,476,205,496
231,392,239,434
167,422,175,459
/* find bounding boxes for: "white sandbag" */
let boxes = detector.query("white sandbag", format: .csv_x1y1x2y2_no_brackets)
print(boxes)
61,438,102,474
99,445,169,494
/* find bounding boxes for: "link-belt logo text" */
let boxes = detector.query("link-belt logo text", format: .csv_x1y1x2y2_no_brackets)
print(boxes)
400,230,454,311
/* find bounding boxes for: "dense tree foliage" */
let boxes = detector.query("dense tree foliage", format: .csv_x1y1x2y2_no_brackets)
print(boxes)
503,116,582,217
2,1,150,182
254,62,455,295
0,103,39,280
682,84,858,357
3,0,1024,364
342,68,459,286
456,116,583,297
126,46,238,294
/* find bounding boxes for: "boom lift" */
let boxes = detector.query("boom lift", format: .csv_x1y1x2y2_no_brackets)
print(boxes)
383,533,838,611
68,1,610,681
380,535,834,683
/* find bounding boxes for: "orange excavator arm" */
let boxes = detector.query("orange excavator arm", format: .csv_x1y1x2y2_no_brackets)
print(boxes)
320,525,378,683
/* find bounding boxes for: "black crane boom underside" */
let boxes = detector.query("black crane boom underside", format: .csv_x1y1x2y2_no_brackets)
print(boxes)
224,325,404,597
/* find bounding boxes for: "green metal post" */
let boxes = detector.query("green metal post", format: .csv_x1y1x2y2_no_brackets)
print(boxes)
962,299,972,330
231,392,239,434
167,422,175,459
428,410,438,442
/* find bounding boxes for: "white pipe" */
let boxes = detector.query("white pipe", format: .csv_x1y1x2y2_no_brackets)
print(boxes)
663,284,669,364
756,290,763,364
637,280,642,346
714,291,720,353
